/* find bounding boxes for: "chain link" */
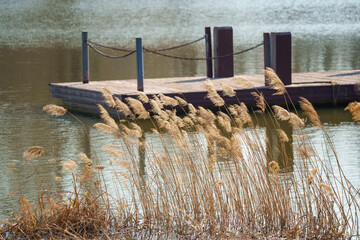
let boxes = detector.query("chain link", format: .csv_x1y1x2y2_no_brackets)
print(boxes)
151,36,205,52
143,42,264,61
87,40,135,52
87,42,136,59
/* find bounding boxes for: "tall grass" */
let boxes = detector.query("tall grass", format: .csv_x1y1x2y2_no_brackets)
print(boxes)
1,70,360,239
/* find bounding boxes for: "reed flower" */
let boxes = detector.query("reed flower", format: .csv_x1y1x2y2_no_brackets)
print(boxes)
204,78,225,106
98,104,119,131
102,145,125,158
277,129,289,142
92,165,105,171
265,67,286,95
159,93,179,107
101,88,116,107
114,97,134,118
345,101,360,122
319,183,335,197
126,97,150,119
231,76,254,88
221,82,236,97
136,92,149,103
299,97,321,128
23,146,45,160
269,161,280,174
251,92,266,113
61,159,78,172
42,104,67,116
174,96,188,106
272,105,290,121
78,152,93,165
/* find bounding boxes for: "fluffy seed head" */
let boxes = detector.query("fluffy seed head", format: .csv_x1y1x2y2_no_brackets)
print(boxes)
78,152,93,165
299,97,321,128
42,104,67,116
251,92,266,113
23,146,45,160
265,67,286,95
345,101,360,122
101,88,116,107
126,97,150,119
136,92,149,103
114,97,134,118
221,82,236,97
61,159,78,172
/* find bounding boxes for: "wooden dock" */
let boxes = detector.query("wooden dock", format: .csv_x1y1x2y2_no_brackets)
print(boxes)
50,70,360,115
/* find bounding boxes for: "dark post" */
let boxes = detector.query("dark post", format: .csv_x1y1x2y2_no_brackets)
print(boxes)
263,32,271,85
205,27,213,78
269,32,292,85
213,27,234,78
82,31,89,84
136,38,144,92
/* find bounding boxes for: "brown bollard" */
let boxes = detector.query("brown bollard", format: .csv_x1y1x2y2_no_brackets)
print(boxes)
205,27,213,78
214,27,234,78
267,32,292,85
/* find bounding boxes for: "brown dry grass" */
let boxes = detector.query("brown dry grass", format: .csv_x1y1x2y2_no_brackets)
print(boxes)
2,74,360,239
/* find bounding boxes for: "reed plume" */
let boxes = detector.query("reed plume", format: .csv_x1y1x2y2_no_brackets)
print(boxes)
125,97,150,119
345,101,360,122
23,146,45,160
136,91,149,103
78,152,93,165
251,92,266,113
221,82,236,97
299,97,321,128
158,93,179,107
265,67,286,95
101,88,116,107
42,104,67,116
231,76,254,88
277,129,289,142
97,104,119,131
61,159,78,172
174,96,188,106
204,78,225,106
114,97,134,118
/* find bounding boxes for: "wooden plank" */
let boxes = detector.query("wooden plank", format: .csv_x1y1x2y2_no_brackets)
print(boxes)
50,70,360,115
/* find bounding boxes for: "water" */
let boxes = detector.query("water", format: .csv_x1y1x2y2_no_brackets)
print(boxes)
1,0,360,220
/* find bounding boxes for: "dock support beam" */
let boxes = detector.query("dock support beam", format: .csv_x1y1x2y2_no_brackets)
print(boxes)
264,32,292,85
214,27,234,78
205,27,213,78
82,31,89,84
136,38,144,92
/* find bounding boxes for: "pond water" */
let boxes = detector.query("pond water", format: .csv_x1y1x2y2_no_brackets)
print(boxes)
0,0,360,220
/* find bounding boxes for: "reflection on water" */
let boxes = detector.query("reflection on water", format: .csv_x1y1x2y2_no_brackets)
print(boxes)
1,0,360,220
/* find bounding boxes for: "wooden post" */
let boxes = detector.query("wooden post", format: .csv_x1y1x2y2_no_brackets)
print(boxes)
213,27,234,78
263,32,271,85
205,27,213,78
136,38,144,92
269,32,292,85
82,31,89,84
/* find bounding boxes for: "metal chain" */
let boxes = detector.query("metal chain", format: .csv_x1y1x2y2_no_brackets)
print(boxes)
152,36,205,52
87,40,135,52
87,42,136,59
143,42,264,61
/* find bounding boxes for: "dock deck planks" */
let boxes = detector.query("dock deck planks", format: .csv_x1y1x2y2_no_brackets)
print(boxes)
50,70,360,115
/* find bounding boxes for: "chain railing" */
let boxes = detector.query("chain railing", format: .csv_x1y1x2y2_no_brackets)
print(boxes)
81,29,270,89
143,41,264,61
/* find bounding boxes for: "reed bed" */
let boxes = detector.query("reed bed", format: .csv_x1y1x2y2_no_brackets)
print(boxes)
1,69,360,239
